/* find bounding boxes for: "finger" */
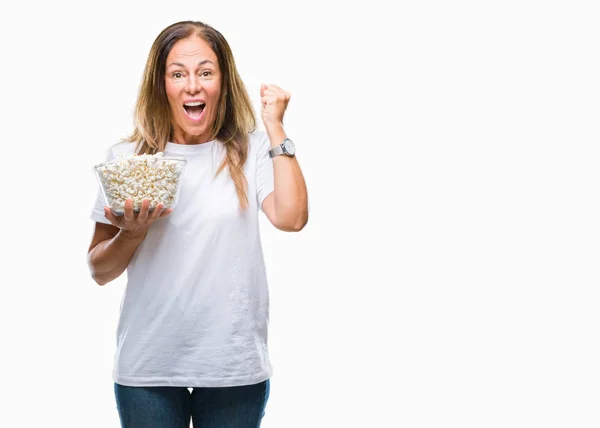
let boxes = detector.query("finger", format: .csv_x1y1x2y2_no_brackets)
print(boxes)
124,199,135,221
271,89,290,102
268,84,285,93
151,203,164,219
261,97,272,108
261,87,279,98
261,95,278,105
262,91,289,105
261,84,280,95
260,83,267,97
159,208,174,218
263,85,288,99
138,199,151,222
104,206,119,225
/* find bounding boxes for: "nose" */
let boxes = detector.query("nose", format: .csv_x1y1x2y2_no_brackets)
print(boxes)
185,75,200,95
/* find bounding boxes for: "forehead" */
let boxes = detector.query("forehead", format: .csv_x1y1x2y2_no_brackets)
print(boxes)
166,36,218,67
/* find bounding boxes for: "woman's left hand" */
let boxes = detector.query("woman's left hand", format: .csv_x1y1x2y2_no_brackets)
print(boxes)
260,84,290,128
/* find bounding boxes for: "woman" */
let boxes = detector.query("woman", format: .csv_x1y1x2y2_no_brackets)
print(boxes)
87,20,308,427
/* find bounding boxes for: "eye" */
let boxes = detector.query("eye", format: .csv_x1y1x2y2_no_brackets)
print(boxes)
201,71,214,79
172,72,183,79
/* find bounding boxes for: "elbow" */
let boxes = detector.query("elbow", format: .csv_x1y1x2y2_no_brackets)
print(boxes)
87,255,110,286
90,268,110,286
87,257,101,286
292,216,308,232
91,273,109,286
284,213,308,232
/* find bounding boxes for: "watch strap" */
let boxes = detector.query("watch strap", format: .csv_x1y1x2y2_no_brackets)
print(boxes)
268,144,285,158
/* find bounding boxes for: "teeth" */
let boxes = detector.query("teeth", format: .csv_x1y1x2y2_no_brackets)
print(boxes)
184,102,205,107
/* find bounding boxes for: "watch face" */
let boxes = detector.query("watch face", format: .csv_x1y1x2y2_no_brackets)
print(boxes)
284,139,296,155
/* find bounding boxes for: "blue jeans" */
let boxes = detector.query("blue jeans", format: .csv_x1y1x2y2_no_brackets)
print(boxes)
114,380,269,428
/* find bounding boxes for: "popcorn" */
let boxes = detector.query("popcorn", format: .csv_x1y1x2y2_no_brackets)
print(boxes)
94,152,187,213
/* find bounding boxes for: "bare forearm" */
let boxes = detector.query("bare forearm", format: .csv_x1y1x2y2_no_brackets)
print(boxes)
266,125,309,230
88,230,147,285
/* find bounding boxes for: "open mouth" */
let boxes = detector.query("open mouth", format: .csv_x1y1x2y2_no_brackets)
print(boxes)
183,101,206,120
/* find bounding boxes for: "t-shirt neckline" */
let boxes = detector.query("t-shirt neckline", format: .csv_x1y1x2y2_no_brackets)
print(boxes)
165,140,218,154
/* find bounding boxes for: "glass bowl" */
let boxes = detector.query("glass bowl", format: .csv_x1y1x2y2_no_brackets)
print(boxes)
93,154,187,216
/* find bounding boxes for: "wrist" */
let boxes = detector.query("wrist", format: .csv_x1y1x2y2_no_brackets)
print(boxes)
119,229,147,242
265,123,286,147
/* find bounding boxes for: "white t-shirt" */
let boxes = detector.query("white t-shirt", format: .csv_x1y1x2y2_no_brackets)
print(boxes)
90,131,275,387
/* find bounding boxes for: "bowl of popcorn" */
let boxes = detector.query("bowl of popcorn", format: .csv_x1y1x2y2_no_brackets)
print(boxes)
93,152,187,215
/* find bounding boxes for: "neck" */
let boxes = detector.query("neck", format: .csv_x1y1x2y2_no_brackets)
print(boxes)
172,128,214,145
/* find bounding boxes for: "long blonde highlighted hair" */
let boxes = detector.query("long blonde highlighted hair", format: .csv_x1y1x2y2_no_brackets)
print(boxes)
125,21,255,210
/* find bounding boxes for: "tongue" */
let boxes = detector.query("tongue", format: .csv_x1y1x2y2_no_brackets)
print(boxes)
186,105,203,119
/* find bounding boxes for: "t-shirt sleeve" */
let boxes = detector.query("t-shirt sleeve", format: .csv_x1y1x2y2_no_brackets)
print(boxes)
90,147,114,225
255,133,275,213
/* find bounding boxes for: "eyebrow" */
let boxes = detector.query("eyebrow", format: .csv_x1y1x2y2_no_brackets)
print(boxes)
167,60,215,68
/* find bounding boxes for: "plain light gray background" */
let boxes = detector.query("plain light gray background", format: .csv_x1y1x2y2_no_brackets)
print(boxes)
0,0,598,426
